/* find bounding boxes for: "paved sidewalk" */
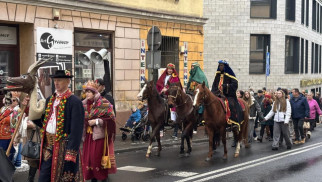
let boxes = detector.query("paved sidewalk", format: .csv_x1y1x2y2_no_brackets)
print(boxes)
114,127,233,153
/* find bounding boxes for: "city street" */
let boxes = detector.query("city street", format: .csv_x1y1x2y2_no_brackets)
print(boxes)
13,124,322,182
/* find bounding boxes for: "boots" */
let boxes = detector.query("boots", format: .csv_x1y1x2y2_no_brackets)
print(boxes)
27,167,37,182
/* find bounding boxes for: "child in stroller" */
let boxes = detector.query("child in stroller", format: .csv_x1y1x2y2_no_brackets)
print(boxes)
120,104,150,142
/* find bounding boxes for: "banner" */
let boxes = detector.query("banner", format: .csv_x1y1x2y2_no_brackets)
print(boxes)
140,39,146,88
183,42,188,87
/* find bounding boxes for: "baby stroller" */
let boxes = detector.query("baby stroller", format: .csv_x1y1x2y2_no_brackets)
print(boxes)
120,106,150,142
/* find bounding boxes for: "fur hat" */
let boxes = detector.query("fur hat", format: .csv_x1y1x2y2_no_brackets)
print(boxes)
84,80,99,93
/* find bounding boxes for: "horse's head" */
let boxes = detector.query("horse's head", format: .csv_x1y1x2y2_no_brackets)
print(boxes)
193,81,207,107
167,81,181,108
137,78,153,101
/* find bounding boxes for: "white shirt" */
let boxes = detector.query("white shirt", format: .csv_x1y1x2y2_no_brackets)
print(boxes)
46,98,60,134
164,75,171,86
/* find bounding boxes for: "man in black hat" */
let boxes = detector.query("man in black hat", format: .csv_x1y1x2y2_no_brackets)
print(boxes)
95,78,116,115
33,70,84,182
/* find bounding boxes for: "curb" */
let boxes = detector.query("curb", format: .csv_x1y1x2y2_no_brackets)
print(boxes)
115,137,209,153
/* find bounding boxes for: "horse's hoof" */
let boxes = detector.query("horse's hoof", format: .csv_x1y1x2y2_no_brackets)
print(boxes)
234,153,239,158
155,152,161,157
245,144,251,148
146,153,151,158
205,157,211,161
184,153,190,157
222,155,228,160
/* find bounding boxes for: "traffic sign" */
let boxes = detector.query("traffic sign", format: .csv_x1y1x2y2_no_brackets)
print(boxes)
147,26,162,51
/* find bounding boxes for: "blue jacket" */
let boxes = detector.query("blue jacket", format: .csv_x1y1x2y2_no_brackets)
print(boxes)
290,95,310,119
127,110,141,122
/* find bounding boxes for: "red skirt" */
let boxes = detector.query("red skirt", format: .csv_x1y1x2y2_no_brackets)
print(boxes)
82,133,117,180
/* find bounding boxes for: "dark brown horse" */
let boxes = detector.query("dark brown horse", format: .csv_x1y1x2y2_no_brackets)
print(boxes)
167,82,196,157
193,82,249,161
137,79,168,157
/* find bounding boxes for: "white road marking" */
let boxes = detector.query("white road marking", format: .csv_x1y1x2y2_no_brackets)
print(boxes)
165,171,199,177
175,142,322,182
118,165,155,172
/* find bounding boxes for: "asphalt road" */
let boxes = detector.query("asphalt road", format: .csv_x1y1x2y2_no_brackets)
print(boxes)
13,124,322,182
111,125,322,182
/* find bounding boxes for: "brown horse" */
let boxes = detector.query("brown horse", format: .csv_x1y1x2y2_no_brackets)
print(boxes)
193,82,249,161
137,79,168,157
167,82,197,157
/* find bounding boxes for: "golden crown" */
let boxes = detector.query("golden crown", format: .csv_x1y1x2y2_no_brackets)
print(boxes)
84,80,99,91
167,63,175,69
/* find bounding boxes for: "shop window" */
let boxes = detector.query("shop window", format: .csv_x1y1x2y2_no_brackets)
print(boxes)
285,36,299,74
74,31,112,98
249,34,270,74
159,36,179,74
286,0,296,21
250,0,277,19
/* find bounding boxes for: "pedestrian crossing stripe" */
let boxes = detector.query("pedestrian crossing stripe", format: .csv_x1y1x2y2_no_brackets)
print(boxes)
165,171,199,177
118,166,156,172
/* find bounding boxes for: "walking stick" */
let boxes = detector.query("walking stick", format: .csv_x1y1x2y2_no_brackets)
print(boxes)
6,98,29,157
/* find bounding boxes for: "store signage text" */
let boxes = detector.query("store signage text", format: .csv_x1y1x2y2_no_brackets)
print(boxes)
300,78,322,87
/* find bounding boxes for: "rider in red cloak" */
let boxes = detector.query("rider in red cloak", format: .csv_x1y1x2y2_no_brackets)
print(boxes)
156,63,182,137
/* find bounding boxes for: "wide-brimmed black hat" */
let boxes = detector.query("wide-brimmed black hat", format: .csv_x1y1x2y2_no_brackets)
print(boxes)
49,70,73,78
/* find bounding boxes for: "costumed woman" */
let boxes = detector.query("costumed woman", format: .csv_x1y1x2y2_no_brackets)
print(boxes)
186,62,209,133
82,80,116,182
156,63,182,138
0,91,20,161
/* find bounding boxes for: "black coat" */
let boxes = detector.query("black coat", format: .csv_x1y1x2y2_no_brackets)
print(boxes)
211,72,238,98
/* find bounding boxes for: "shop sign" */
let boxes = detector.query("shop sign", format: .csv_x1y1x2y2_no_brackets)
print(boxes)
140,39,146,88
300,78,322,87
0,26,17,45
37,27,73,55
183,42,188,87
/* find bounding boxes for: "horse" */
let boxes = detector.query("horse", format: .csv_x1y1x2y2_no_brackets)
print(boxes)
193,82,249,161
167,82,197,157
137,79,168,158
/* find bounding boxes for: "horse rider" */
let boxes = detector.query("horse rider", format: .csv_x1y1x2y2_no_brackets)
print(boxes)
211,60,243,130
187,62,209,128
156,63,182,137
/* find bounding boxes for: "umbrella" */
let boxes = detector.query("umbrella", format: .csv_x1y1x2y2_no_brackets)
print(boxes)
0,103,27,182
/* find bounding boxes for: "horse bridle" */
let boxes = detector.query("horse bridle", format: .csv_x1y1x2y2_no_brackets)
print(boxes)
168,86,181,100
200,88,216,106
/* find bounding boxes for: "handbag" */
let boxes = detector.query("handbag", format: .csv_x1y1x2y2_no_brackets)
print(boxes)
21,128,40,159
303,121,310,129
101,128,111,169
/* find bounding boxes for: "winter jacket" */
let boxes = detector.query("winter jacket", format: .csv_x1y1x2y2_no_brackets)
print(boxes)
307,99,322,119
290,95,310,119
260,103,274,125
127,110,141,123
265,99,292,124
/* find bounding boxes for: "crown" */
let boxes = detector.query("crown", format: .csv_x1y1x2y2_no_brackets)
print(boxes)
84,80,99,92
167,63,175,69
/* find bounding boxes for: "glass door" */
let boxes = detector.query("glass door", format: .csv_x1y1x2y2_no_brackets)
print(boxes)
0,47,19,107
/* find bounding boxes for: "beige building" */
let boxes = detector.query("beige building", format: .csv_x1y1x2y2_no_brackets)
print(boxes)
0,0,206,116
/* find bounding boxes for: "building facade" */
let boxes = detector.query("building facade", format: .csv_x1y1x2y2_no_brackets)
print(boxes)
204,0,322,94
0,0,206,112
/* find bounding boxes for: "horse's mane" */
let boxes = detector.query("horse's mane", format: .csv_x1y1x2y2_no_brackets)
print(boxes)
151,83,163,103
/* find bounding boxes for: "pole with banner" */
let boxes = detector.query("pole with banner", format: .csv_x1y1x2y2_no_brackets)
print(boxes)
140,40,146,88
183,42,188,88
265,46,270,89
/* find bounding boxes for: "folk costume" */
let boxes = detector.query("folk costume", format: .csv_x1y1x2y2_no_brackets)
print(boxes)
0,92,20,161
33,70,85,182
82,80,116,181
156,63,182,125
187,62,209,94
211,60,243,129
